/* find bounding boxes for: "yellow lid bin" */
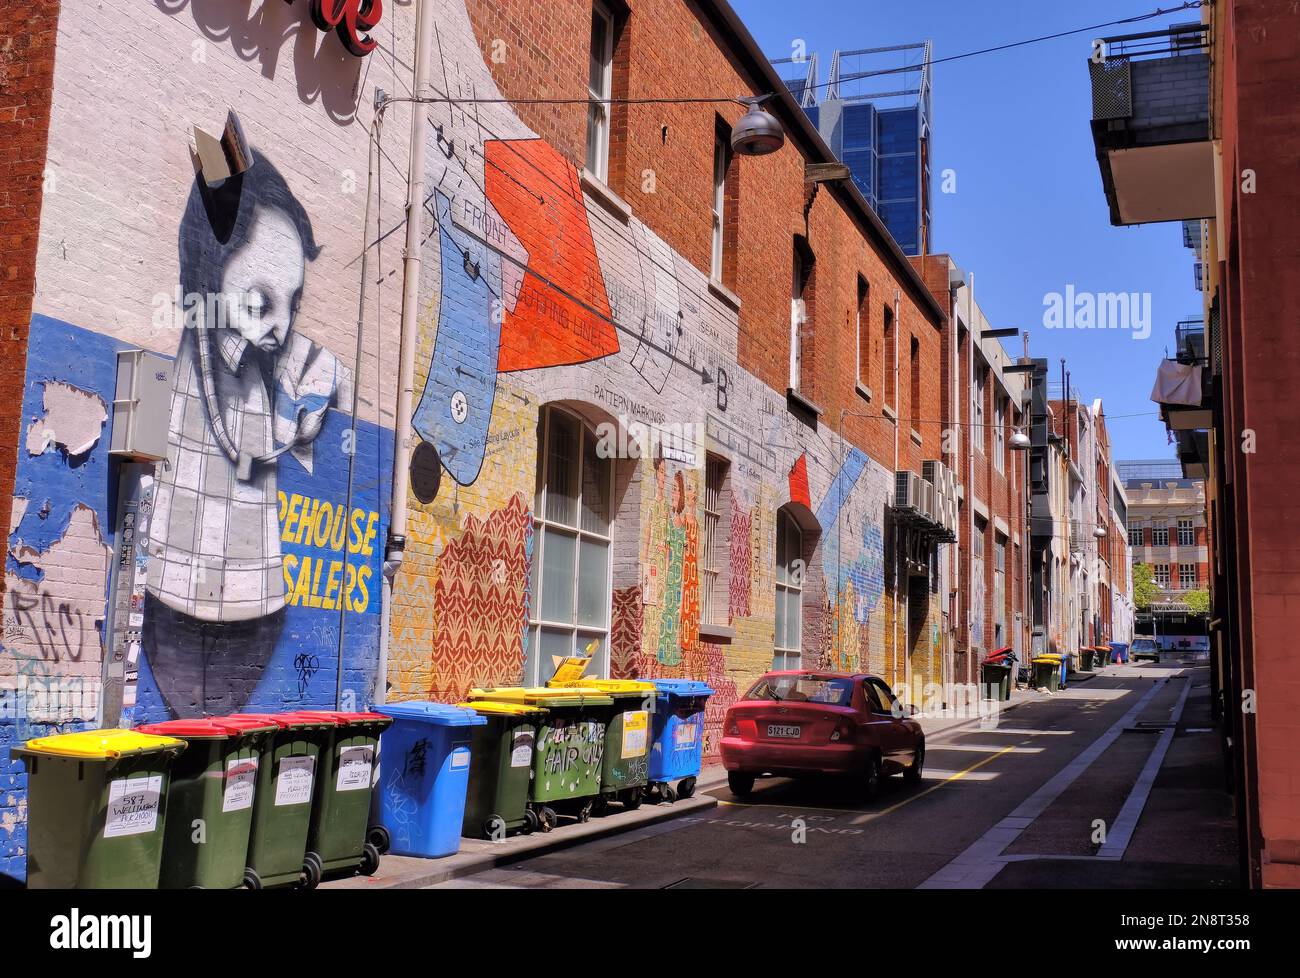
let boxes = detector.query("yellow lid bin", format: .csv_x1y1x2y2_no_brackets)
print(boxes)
466,686,615,707
454,700,547,716
20,728,186,759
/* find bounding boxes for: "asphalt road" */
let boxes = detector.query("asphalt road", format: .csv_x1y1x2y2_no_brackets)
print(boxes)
431,661,1238,889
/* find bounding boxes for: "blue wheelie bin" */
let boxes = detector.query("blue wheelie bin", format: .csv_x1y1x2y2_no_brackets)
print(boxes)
646,679,714,802
372,702,486,858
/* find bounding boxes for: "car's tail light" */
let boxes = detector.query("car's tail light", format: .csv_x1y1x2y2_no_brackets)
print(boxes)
726,717,739,736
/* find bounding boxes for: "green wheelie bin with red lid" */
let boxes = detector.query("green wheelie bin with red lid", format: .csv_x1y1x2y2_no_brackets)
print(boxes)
136,715,277,888
291,710,392,881
223,711,335,889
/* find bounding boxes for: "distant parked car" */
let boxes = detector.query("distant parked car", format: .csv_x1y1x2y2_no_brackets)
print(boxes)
720,671,924,800
1131,637,1160,662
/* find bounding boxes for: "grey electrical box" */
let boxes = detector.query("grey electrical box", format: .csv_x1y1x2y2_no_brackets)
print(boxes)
110,349,172,460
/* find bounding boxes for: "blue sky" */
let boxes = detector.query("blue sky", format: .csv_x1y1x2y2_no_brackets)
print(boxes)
732,0,1202,461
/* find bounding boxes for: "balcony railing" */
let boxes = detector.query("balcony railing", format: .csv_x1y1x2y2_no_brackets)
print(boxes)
1175,318,1206,365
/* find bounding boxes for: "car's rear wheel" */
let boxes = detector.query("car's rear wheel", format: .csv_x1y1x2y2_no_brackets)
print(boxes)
727,772,755,797
904,740,925,783
862,752,883,801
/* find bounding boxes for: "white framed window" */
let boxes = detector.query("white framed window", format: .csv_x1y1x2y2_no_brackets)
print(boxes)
774,509,803,670
1177,518,1194,546
711,135,727,281
790,245,807,392
993,536,1007,646
1179,563,1197,589
1154,563,1170,586
1128,526,1143,547
1153,524,1169,546
585,1,615,181
994,396,1005,473
526,407,613,684
701,455,727,626
974,367,986,453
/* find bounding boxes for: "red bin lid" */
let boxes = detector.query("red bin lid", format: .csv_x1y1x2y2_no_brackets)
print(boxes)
285,710,348,726
137,719,231,740
212,716,279,735
224,712,326,730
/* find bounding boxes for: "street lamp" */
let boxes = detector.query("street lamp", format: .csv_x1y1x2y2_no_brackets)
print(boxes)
1093,526,1107,538
732,97,785,156
1010,429,1031,450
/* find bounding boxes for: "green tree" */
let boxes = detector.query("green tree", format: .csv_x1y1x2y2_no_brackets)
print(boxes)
1133,562,1161,611
1183,589,1210,614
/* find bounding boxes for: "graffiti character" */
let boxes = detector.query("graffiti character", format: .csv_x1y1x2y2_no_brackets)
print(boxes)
143,151,350,717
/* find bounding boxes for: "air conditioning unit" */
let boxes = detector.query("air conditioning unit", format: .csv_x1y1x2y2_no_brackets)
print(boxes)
894,471,920,512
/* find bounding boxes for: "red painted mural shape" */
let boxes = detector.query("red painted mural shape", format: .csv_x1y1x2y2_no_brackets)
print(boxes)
789,453,811,510
483,139,619,372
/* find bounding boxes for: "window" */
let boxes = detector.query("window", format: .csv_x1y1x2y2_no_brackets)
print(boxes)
974,366,986,454
526,407,612,684
972,515,986,560
1177,518,1194,546
994,396,1006,474
867,678,899,715
701,455,728,626
747,675,852,705
883,303,895,408
1152,524,1169,546
1179,564,1197,589
1154,563,1170,586
585,2,615,181
856,277,869,389
710,134,728,281
1128,526,1143,547
909,336,920,428
774,509,803,670
993,536,1007,646
790,240,813,392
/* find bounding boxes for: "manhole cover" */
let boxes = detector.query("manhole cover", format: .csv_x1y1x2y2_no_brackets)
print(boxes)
663,878,758,889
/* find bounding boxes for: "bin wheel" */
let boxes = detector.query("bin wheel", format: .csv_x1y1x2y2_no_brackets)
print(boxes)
360,842,381,877
622,786,644,810
678,776,697,799
576,799,594,823
661,784,678,804
367,824,391,855
523,808,540,834
243,869,262,891
539,806,558,833
591,794,611,817
484,815,508,840
300,851,323,890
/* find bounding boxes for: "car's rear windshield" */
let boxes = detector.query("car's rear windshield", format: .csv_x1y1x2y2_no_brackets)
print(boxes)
1132,639,1156,648
745,675,853,706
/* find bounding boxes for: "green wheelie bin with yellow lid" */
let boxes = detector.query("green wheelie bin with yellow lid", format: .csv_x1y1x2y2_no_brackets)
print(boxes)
456,699,547,838
11,728,186,888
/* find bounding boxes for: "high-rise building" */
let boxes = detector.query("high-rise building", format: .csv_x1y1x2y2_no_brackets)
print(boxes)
775,43,932,255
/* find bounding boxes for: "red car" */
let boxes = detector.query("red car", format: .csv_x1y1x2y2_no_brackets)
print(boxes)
720,671,924,799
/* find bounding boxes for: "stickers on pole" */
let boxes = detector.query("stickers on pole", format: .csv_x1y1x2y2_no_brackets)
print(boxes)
104,775,163,837
620,711,648,758
336,744,375,792
274,755,316,806
510,729,535,768
222,755,259,812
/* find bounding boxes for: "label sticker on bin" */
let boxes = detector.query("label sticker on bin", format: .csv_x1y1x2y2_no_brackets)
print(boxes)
510,730,534,768
621,711,648,757
336,745,375,792
450,746,470,769
673,722,699,748
274,755,316,806
222,756,259,813
104,775,162,838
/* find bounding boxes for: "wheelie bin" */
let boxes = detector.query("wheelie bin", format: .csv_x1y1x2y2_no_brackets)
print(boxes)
136,716,276,888
980,647,1015,702
372,701,486,858
646,679,714,802
223,711,336,889
292,710,392,881
1080,647,1095,671
1109,642,1128,665
466,686,613,829
456,700,546,839
1031,655,1062,692
11,728,186,888
562,678,656,812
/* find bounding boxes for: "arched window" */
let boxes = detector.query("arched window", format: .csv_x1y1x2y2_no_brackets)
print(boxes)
526,406,613,684
774,509,803,671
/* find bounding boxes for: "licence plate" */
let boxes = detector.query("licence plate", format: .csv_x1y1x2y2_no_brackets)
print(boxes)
767,724,801,739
